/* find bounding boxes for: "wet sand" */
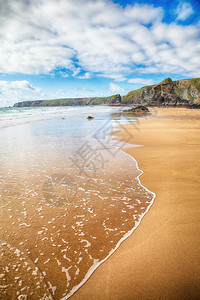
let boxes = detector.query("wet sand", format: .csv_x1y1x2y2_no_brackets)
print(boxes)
0,110,155,299
71,107,200,300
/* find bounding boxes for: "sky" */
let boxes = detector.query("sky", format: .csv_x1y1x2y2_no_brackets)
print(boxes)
0,0,200,107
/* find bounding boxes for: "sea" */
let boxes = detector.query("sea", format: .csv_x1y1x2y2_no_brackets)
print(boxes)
0,106,155,299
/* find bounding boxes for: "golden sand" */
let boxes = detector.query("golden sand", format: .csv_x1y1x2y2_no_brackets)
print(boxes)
71,107,200,299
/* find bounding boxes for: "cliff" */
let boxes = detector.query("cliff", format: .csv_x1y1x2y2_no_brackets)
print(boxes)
122,77,200,106
13,78,200,108
14,94,121,107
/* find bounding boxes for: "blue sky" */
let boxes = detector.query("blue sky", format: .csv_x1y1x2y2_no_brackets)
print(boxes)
0,0,200,107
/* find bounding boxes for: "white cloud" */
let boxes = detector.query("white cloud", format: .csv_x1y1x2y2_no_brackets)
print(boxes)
72,68,81,77
59,71,69,78
128,78,154,85
0,80,40,92
109,83,124,93
78,72,91,79
175,1,194,21
0,0,199,80
0,80,43,106
124,4,163,24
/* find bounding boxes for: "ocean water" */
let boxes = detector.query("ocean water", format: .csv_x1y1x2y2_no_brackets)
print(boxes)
0,106,155,299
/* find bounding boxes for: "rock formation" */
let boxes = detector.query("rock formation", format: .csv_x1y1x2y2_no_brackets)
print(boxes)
13,78,200,108
122,77,200,106
123,105,150,116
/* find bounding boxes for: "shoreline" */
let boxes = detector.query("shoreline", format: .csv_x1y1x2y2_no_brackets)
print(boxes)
64,150,156,300
71,107,200,299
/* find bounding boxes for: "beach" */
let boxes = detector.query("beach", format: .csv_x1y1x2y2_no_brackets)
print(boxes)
71,107,200,300
1,0,200,298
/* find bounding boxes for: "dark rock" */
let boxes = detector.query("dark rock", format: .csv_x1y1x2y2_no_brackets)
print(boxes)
123,105,150,116
87,116,94,120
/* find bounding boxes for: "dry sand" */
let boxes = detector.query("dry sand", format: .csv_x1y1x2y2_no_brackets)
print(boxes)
71,107,200,300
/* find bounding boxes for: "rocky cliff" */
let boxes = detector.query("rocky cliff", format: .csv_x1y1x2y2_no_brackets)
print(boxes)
13,78,200,108
122,77,200,106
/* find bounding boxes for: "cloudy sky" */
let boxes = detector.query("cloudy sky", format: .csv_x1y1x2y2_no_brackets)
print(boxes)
0,0,200,107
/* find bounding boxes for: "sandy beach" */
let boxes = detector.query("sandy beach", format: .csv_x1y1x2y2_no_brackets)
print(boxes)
71,107,200,300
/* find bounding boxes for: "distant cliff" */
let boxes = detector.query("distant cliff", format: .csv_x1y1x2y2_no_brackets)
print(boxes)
14,94,121,107
122,77,200,106
13,78,200,108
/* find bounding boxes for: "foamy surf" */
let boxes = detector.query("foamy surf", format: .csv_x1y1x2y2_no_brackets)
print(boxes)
61,152,156,300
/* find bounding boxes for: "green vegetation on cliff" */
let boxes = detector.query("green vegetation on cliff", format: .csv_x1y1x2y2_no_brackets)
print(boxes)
14,94,121,107
174,78,200,100
154,77,173,86
41,98,90,106
122,87,146,103
14,98,89,107
89,94,121,105
122,85,153,104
